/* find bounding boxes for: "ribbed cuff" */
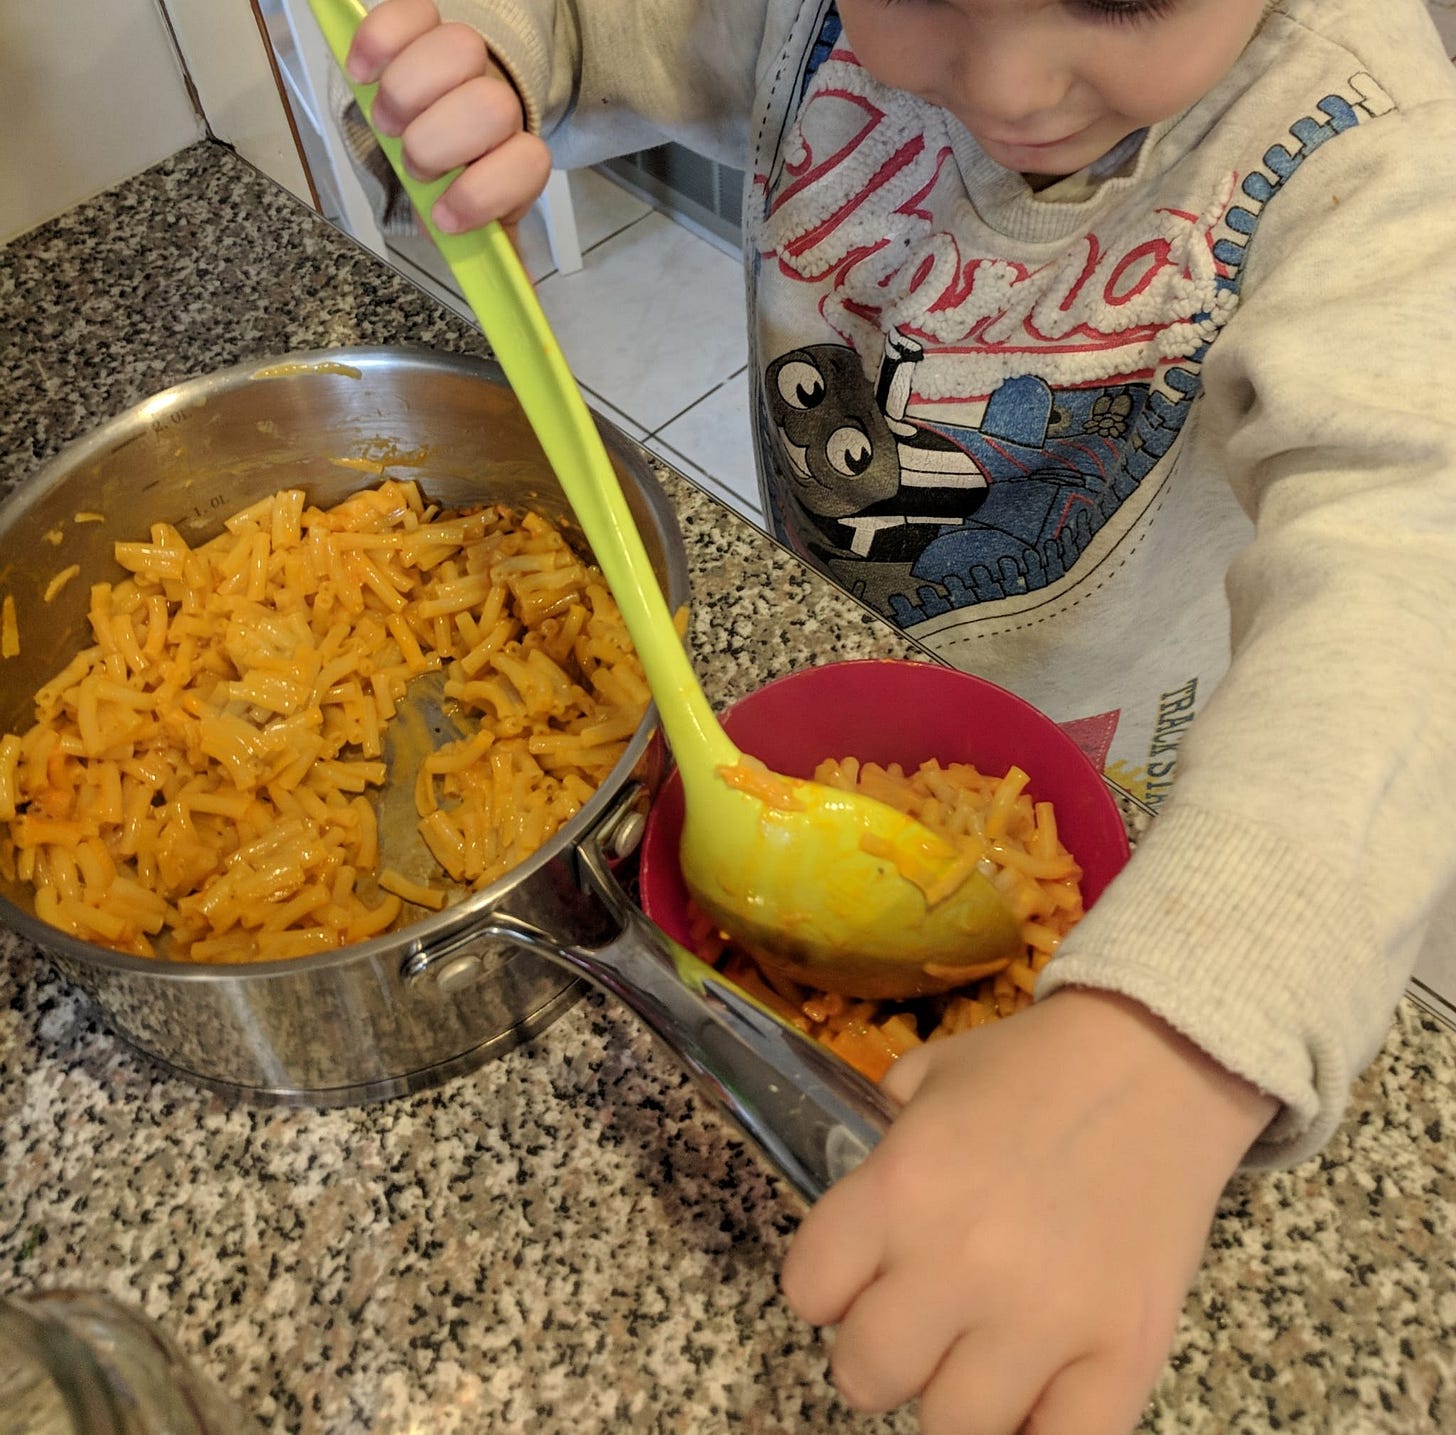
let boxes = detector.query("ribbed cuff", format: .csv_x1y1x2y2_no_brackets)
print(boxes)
441,0,552,137
1036,801,1387,1168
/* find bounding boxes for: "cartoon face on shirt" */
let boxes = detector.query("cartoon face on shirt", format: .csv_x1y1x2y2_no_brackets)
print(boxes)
760,329,1155,580
765,345,902,518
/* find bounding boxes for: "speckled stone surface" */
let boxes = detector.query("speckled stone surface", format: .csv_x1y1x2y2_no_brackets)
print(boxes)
1,143,1454,1435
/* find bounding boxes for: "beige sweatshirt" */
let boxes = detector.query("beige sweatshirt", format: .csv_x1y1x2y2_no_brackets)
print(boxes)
355,0,1456,1166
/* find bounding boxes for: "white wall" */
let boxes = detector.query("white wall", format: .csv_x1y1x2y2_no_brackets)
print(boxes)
0,0,203,242
162,0,310,205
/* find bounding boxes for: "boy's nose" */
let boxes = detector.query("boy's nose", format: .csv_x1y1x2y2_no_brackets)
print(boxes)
951,42,1073,133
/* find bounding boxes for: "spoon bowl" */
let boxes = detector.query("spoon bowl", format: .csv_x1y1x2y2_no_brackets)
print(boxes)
678,764,1021,999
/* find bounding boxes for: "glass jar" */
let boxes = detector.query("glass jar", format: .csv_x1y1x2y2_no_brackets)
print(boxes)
0,1291,263,1435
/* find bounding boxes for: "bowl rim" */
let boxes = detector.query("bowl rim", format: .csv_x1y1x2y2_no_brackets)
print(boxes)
638,655,1133,942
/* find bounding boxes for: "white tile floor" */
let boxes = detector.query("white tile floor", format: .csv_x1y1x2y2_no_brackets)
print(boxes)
383,167,766,528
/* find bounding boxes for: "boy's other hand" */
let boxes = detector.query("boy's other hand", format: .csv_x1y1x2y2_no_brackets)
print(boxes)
780,989,1276,1435
345,0,551,235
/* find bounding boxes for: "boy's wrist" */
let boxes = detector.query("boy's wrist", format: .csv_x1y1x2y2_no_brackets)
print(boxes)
1041,986,1278,1172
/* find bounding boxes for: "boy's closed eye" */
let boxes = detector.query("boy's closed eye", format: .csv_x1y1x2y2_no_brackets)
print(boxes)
837,0,1269,178
1076,0,1182,25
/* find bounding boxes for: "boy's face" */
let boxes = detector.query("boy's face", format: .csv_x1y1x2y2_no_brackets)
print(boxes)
836,0,1270,179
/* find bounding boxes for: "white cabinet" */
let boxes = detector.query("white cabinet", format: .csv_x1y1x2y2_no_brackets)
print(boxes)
0,0,582,272
177,0,582,274
0,0,202,241
159,0,312,206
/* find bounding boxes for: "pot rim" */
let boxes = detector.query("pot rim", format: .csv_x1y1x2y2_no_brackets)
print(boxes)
0,344,686,983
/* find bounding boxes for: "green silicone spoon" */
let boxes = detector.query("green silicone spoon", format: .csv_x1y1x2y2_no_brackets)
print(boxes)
308,0,1020,1000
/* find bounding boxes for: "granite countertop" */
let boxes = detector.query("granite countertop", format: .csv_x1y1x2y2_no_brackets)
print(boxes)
2,142,1454,1435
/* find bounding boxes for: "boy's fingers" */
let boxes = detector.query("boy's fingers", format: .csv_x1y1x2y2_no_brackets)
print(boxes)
433,131,553,233
347,0,440,81
370,22,490,135
821,1267,961,1414
778,1169,885,1328
399,76,522,180
1022,1349,1160,1435
915,1328,1055,1435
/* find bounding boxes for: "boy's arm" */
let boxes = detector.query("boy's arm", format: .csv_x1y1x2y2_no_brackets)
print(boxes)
788,117,1456,1423
439,0,764,169
1038,99,1456,1169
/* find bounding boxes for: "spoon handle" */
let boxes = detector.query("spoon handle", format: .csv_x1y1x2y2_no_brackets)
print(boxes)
307,0,892,1197
488,837,894,1203
306,0,738,773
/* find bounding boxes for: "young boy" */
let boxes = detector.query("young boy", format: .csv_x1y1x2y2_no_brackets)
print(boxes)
340,2,1456,1430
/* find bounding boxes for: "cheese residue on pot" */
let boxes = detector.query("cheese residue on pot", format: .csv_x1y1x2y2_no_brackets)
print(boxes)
1,596,17,658
0,480,650,963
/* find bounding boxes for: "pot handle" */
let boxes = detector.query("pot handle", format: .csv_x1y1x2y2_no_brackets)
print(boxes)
475,835,896,1205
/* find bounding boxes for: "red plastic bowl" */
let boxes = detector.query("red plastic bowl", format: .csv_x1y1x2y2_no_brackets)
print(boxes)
638,658,1130,951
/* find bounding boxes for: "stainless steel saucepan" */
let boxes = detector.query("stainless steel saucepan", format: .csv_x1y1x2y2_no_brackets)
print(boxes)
0,347,891,1201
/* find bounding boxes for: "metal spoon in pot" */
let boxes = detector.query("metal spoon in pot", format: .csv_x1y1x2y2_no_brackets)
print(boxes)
308,0,1021,1002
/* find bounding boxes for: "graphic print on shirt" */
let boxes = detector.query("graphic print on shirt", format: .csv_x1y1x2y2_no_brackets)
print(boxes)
753,14,1393,650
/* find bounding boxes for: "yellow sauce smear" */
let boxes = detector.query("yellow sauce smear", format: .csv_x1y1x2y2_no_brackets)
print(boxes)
250,361,364,381
715,759,806,811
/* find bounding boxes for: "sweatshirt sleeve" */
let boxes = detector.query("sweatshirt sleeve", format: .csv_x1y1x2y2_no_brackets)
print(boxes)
330,0,764,227
442,0,763,170
1036,101,1456,1168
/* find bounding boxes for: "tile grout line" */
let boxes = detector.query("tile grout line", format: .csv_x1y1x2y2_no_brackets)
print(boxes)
576,379,636,432
534,209,659,296
561,372,766,523
580,209,657,261
392,193,766,525
643,434,766,523
641,364,750,442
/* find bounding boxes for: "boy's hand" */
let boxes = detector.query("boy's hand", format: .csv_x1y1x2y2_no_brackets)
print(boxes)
781,989,1276,1435
346,0,551,234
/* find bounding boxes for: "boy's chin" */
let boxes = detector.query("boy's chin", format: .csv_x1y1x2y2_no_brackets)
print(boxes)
976,121,1136,180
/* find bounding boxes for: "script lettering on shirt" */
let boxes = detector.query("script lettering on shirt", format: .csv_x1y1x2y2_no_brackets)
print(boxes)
760,49,1239,396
